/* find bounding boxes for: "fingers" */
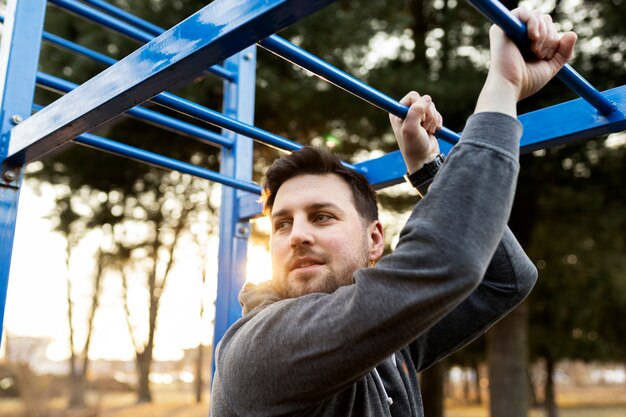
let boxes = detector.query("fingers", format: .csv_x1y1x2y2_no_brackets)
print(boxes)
513,7,570,61
389,91,441,136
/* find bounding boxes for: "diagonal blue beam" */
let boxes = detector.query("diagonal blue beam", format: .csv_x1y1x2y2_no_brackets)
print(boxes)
7,0,338,163
8,17,306,155
357,85,626,188
48,0,235,81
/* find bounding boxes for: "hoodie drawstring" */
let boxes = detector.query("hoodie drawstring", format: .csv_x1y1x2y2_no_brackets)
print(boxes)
372,365,393,406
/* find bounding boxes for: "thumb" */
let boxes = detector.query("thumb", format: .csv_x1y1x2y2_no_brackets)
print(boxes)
554,32,577,67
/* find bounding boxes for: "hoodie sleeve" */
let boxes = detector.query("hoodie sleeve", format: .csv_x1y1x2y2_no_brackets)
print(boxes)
217,112,527,416
408,226,538,372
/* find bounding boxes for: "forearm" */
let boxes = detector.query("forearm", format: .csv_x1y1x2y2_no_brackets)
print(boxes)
409,227,538,371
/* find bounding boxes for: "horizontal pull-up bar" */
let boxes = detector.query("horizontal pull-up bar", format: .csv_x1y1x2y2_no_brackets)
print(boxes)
358,84,626,187
77,0,461,146
0,15,116,67
80,0,164,37
47,0,236,82
258,36,461,145
36,72,234,149
466,0,617,116
30,103,262,195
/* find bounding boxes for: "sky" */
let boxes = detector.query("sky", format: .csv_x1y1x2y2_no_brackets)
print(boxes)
3,181,274,362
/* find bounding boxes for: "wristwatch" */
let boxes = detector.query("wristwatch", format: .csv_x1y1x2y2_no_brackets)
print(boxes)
404,154,445,197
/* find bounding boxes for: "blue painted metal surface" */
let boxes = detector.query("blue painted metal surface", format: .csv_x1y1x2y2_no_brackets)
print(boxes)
465,0,617,116
357,85,626,187
36,72,234,149
259,35,461,145
213,45,258,373
47,0,235,81
0,0,47,348
9,0,338,163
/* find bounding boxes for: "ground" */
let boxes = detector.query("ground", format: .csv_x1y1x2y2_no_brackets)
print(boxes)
0,385,625,416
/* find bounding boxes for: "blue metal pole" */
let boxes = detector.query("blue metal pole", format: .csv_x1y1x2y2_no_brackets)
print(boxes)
47,0,235,82
79,0,165,37
36,72,234,149
259,36,461,145
74,133,261,194
0,0,47,349
465,0,617,116
212,46,257,376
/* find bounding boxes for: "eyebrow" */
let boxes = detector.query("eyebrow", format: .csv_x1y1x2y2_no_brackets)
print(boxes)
271,202,345,220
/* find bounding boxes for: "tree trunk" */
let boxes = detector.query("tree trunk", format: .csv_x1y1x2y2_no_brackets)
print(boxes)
410,0,430,72
487,304,529,417
136,350,153,403
528,368,539,407
195,344,205,404
68,369,85,408
544,355,559,417
421,359,445,417
463,367,471,403
472,361,482,405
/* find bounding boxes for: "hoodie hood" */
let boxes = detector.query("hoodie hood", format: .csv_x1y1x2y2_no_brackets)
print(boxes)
239,280,282,315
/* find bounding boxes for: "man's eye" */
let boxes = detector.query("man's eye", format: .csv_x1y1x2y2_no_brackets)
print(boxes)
274,221,290,231
314,214,332,222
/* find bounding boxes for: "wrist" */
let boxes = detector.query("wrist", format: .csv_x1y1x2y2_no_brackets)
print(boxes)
475,75,519,117
406,149,440,174
404,154,445,197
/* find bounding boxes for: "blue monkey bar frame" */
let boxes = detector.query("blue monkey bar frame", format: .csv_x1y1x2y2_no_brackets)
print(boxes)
0,0,625,386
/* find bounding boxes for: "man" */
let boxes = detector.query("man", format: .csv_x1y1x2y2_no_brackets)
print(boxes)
211,8,577,416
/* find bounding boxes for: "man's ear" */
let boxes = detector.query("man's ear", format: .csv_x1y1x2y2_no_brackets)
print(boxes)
368,220,385,263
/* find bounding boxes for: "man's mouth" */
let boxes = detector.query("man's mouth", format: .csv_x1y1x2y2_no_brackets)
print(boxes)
291,258,323,271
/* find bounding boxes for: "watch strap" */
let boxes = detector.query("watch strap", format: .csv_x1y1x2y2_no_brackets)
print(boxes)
404,154,445,197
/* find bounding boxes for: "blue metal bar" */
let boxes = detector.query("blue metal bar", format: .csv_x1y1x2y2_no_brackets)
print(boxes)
41,28,117,66
4,16,304,154
74,132,262,194
357,85,626,187
36,72,234,148
259,35,461,145
0,15,117,66
0,0,47,350
80,0,164,37
33,103,260,194
47,0,236,82
213,45,257,376
8,0,338,163
465,0,617,116
152,92,304,153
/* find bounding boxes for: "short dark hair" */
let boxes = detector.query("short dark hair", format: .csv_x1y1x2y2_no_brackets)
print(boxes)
261,146,378,223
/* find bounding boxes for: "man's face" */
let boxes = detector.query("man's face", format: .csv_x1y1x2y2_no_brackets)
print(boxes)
270,173,381,299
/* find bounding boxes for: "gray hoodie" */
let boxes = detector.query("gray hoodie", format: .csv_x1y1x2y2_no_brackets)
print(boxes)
210,112,538,416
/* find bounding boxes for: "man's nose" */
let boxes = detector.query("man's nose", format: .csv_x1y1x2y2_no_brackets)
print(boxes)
289,219,314,247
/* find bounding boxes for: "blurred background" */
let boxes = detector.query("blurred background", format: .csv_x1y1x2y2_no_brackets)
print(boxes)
0,0,624,416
